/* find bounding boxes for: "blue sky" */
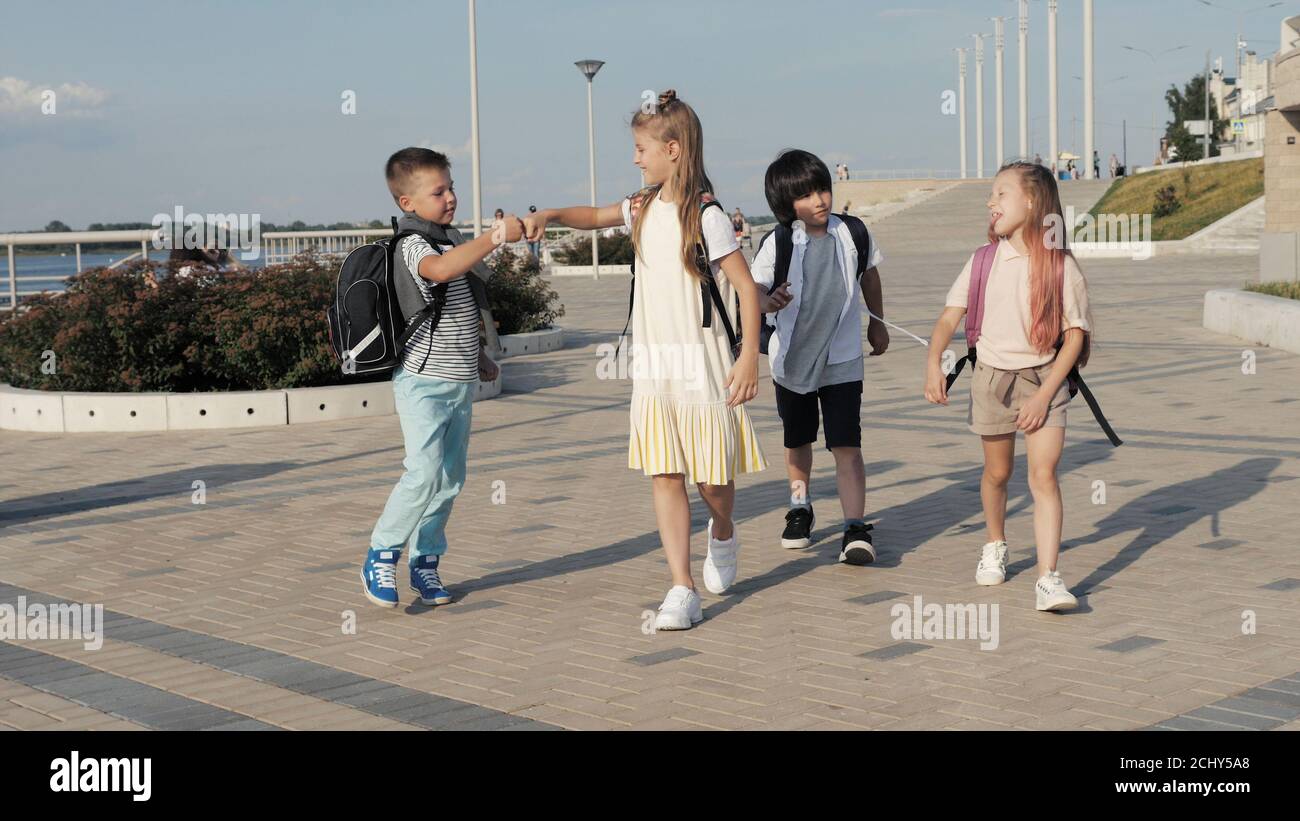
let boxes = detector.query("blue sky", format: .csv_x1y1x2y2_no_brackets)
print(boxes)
1,0,1290,230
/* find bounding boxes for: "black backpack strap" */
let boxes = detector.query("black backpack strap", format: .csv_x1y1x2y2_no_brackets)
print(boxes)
837,214,872,278
697,200,724,331
390,226,454,355
1068,367,1123,447
945,347,976,392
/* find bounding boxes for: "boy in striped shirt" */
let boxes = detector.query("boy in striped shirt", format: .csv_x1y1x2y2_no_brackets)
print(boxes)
361,147,523,609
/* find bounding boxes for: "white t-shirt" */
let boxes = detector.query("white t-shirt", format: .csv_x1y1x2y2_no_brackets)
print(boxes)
620,195,739,272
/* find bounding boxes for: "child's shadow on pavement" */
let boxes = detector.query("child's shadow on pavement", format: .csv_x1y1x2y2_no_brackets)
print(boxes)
1024,456,1281,598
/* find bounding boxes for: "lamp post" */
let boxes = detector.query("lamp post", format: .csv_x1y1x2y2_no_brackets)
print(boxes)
992,17,1006,168
1083,0,1095,179
973,33,986,178
1048,0,1059,176
957,47,969,179
1018,0,1029,159
468,0,483,236
575,59,604,280
1122,43,1189,165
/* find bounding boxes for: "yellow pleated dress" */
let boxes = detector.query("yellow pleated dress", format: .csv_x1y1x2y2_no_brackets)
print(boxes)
623,195,768,485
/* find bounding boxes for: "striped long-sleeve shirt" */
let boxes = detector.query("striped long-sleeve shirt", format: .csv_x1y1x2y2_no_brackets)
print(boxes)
399,235,481,381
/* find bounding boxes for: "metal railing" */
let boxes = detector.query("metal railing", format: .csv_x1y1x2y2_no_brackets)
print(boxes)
1,224,584,310
842,169,964,180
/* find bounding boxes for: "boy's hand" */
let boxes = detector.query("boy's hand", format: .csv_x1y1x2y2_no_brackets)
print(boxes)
478,350,500,382
523,211,548,242
760,282,792,313
867,318,890,356
491,214,525,244
724,351,759,407
924,363,949,405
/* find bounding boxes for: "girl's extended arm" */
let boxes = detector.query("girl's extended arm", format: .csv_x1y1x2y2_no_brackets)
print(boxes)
716,249,762,407
526,202,625,237
924,306,966,405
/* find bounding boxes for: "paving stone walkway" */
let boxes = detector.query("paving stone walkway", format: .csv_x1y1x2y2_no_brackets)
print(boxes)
2,181,1298,730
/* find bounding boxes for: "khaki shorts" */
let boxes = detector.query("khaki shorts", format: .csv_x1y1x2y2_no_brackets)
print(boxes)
968,361,1070,436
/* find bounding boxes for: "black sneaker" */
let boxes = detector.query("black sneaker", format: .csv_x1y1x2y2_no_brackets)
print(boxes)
840,523,876,565
781,505,814,549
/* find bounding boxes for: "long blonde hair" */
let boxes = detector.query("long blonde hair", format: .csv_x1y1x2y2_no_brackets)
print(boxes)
992,161,1090,367
629,89,714,282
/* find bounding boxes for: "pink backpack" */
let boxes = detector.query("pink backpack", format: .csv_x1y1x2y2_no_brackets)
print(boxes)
945,243,1122,447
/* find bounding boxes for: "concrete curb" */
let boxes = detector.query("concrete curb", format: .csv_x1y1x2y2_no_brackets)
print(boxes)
549,264,631,277
1203,289,1300,355
496,327,563,358
0,370,505,433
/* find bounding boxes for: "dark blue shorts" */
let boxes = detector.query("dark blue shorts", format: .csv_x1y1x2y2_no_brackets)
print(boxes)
773,380,862,450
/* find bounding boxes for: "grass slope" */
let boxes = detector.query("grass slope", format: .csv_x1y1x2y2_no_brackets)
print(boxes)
1087,158,1263,242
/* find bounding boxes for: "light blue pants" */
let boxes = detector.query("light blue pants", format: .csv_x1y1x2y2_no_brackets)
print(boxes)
370,368,474,561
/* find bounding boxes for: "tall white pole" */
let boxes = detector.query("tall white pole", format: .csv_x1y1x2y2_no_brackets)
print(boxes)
993,17,1006,168
958,48,968,179
1048,0,1059,176
586,77,599,280
974,33,985,178
467,0,483,236
1019,0,1029,159
1084,0,1095,179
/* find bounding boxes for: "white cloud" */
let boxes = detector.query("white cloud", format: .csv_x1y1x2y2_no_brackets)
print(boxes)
0,77,109,118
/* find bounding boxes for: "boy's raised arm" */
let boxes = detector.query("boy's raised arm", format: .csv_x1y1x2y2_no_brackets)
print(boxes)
416,215,524,284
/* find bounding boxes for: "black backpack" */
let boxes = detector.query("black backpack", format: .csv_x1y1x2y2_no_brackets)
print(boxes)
755,214,873,355
327,217,454,376
618,194,740,357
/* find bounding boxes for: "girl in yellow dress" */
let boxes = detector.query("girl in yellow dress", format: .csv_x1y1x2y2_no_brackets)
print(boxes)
529,90,768,630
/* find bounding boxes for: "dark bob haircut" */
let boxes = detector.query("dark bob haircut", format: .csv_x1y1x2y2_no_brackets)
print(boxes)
764,149,833,226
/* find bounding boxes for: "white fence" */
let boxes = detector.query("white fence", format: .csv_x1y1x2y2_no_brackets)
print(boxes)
0,224,580,310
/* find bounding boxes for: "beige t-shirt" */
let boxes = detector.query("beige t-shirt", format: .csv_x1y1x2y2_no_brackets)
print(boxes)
945,239,1091,370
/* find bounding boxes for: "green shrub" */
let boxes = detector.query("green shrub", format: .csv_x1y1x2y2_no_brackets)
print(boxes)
551,232,634,266
1153,184,1181,218
1,255,353,391
486,246,565,335
1245,281,1300,301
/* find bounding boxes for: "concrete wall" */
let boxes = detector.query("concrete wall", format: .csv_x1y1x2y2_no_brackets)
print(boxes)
832,179,956,214
1263,45,1300,282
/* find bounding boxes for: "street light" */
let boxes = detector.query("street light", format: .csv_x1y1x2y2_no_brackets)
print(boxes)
468,0,483,237
575,59,604,280
1196,1,1283,81
1122,44,1189,165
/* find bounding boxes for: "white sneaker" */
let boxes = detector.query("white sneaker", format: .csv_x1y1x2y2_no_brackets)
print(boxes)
1035,570,1078,612
654,585,703,631
975,540,1009,586
701,518,740,594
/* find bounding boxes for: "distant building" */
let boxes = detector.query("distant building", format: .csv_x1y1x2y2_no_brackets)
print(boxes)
1209,49,1276,154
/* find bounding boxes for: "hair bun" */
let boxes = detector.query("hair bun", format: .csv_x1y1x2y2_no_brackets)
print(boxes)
657,89,678,107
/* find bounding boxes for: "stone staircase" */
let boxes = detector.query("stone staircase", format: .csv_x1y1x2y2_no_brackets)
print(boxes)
1185,197,1265,254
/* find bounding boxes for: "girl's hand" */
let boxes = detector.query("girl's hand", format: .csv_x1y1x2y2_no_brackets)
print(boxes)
924,363,949,405
523,211,548,242
760,282,792,313
1016,391,1050,432
724,352,759,407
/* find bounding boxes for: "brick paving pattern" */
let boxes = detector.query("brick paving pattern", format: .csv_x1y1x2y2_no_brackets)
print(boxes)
1,181,1297,730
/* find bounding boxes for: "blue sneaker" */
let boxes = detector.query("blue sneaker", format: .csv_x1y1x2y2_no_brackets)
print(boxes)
410,555,453,606
361,548,400,608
